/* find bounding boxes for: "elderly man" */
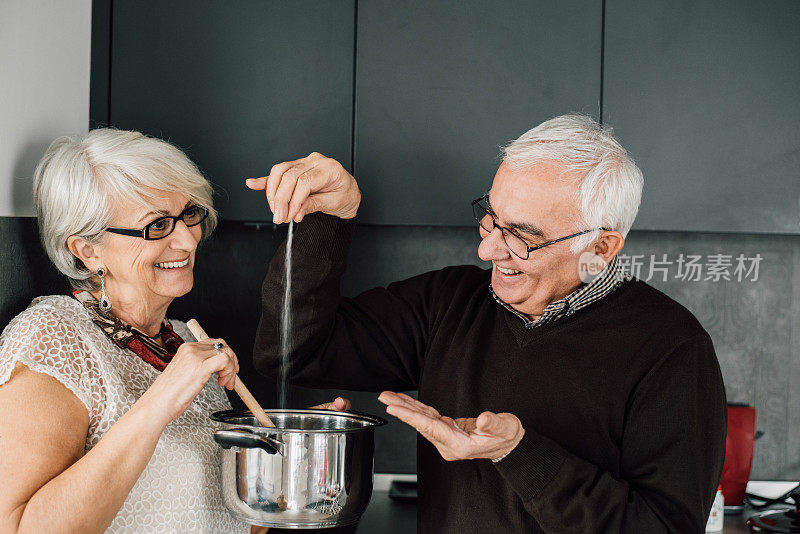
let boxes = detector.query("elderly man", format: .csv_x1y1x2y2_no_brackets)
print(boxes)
247,115,727,533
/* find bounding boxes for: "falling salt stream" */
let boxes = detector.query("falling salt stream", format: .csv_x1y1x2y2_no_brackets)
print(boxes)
278,220,294,410
275,220,338,514
276,221,314,512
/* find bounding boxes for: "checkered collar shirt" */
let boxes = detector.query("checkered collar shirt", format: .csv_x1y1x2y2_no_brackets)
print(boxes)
489,255,631,329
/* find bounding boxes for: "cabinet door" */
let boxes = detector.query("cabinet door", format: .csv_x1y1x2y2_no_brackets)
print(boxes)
604,0,800,234
354,0,602,226
110,0,355,221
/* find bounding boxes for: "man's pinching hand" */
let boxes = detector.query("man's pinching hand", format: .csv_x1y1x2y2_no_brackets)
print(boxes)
246,152,360,224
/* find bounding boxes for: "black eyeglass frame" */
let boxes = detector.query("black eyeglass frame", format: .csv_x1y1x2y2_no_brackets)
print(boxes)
471,195,609,260
105,205,209,240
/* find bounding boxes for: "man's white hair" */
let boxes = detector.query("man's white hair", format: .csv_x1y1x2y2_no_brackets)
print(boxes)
33,128,218,291
502,114,643,253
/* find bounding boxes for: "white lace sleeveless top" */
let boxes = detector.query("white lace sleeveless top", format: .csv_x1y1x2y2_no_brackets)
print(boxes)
0,295,249,534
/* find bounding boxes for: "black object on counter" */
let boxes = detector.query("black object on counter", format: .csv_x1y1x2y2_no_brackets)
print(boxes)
746,492,800,532
388,481,418,503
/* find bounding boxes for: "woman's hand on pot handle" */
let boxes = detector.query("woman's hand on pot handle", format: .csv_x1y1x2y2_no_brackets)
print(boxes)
245,152,361,224
139,338,239,426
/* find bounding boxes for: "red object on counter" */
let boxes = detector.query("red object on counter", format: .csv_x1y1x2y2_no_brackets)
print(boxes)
720,404,756,506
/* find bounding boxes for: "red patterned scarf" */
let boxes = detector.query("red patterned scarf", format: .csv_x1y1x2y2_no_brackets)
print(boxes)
72,290,184,371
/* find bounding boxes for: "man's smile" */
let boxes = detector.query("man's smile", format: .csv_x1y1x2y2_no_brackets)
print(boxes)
495,264,523,276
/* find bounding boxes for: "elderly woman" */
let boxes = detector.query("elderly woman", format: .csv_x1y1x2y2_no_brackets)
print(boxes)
0,129,251,533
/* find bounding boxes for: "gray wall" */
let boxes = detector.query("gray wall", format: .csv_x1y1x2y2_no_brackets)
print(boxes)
0,0,90,217
2,215,798,478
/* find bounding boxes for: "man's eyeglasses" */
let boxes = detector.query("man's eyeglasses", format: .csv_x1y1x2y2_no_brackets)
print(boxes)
471,195,607,260
105,205,209,240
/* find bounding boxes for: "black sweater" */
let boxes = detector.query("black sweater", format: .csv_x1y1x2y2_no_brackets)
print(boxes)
253,214,727,534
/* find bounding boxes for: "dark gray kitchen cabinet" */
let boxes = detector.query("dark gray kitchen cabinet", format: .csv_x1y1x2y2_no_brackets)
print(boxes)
109,0,355,221
603,0,800,234
353,0,603,226
104,1,798,232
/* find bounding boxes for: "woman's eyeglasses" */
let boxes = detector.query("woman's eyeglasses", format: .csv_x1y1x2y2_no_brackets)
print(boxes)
105,205,209,240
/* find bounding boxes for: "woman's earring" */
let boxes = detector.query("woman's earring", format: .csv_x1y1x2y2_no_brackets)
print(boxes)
97,267,112,312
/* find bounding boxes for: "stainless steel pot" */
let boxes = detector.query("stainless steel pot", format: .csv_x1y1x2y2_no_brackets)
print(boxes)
210,409,387,529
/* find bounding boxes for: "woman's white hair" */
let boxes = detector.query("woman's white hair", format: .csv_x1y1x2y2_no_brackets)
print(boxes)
502,114,643,253
33,128,218,291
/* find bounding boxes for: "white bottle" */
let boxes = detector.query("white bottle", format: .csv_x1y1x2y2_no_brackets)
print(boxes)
705,486,724,532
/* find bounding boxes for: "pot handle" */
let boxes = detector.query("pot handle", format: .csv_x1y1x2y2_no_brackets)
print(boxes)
214,429,284,456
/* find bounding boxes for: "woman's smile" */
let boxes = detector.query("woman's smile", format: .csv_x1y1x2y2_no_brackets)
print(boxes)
154,257,190,270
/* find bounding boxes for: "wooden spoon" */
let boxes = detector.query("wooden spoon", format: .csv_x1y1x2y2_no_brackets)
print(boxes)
186,319,276,428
